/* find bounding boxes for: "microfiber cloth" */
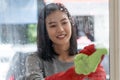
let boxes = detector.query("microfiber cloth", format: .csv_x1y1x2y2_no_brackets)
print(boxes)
74,48,107,75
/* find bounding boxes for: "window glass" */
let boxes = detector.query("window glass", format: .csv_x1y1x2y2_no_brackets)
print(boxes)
0,0,109,80
0,0,38,79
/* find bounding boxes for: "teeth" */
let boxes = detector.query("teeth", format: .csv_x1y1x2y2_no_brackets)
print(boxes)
57,34,65,38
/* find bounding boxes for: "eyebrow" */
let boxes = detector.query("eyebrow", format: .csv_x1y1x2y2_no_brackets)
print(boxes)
48,22,56,25
48,18,67,25
60,18,67,22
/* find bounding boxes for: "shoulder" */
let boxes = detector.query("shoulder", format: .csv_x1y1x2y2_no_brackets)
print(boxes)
26,52,38,60
26,52,43,65
27,51,44,59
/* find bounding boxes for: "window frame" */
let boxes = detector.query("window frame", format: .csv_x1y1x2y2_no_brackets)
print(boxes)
109,0,120,79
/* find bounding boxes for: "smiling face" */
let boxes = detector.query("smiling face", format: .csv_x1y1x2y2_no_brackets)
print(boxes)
46,10,72,45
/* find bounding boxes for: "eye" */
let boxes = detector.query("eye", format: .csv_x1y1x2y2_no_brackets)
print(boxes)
62,21,68,25
49,24,57,28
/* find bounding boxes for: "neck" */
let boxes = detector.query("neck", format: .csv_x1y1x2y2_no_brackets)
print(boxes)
53,43,74,62
53,42,70,55
58,54,74,62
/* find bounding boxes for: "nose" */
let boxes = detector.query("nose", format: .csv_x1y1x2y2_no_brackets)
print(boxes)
57,25,64,33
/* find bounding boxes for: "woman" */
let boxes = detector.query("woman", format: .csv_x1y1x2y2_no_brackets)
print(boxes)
25,3,106,80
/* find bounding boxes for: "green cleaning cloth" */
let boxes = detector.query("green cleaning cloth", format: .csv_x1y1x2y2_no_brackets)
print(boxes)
74,48,107,75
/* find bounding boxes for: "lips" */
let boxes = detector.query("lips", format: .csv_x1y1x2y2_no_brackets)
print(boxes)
56,34,67,39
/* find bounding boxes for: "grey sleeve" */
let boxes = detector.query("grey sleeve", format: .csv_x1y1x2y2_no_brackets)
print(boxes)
25,54,45,80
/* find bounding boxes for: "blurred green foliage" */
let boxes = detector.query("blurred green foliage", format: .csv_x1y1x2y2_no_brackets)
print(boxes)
27,24,37,43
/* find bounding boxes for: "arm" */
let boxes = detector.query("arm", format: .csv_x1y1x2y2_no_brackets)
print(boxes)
25,53,44,80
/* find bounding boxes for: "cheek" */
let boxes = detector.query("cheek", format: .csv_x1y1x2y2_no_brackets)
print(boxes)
46,28,56,39
66,24,72,36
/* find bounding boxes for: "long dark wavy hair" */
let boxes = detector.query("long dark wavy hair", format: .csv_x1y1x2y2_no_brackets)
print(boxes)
37,3,77,62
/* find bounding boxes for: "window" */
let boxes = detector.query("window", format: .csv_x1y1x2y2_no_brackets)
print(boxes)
3,0,120,80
